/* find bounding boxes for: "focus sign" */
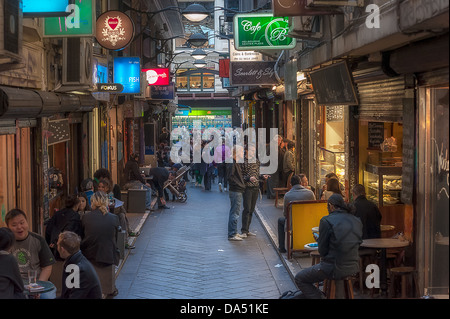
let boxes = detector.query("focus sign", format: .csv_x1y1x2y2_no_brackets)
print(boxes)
96,83,124,93
233,13,296,50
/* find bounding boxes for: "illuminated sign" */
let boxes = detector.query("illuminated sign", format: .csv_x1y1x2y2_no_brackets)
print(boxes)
233,13,296,50
113,57,141,94
96,11,134,51
96,83,124,93
142,68,170,86
44,0,94,37
23,0,70,17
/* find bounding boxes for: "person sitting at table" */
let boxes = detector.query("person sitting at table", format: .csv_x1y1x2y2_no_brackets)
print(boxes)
123,153,152,211
81,191,121,298
57,231,102,299
277,174,316,253
350,184,382,240
5,209,56,299
0,227,26,299
321,177,344,201
294,194,363,299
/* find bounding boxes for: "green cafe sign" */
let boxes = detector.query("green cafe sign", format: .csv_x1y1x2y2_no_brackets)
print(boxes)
233,13,296,50
44,0,94,37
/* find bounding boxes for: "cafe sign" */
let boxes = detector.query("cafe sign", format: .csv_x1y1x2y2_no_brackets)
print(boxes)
142,68,170,86
233,13,296,50
230,61,278,86
96,11,134,51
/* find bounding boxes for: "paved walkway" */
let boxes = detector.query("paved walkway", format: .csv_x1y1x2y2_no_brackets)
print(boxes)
114,181,297,299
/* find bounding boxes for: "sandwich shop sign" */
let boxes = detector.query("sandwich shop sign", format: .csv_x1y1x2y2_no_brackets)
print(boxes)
233,13,296,50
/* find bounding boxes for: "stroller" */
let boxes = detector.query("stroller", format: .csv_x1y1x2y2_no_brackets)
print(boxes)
163,164,192,203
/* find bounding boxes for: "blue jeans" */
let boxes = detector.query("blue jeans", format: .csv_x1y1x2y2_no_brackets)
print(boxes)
228,191,243,238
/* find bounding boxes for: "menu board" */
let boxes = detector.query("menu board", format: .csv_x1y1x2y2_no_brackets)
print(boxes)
368,122,384,149
326,105,344,122
401,100,415,204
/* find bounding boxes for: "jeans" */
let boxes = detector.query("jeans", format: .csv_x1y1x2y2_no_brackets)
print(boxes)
266,173,279,199
217,163,228,188
241,187,258,234
277,217,286,251
228,191,243,238
294,262,333,299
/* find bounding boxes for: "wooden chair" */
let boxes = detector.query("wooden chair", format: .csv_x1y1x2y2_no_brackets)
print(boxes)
389,267,419,298
323,277,354,299
273,172,294,208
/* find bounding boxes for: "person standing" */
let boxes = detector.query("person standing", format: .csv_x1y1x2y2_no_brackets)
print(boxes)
350,184,382,240
81,192,120,298
282,140,296,188
57,231,102,299
226,146,246,241
0,227,26,299
215,138,231,192
294,194,363,299
123,153,152,210
148,167,173,209
277,175,316,253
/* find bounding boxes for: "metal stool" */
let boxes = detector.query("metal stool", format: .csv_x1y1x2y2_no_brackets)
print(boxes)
323,277,354,299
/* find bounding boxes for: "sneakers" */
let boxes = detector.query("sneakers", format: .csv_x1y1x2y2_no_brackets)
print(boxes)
247,231,257,236
228,234,243,241
218,183,223,192
240,231,256,238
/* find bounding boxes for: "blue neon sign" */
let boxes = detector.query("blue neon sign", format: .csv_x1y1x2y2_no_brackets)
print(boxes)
23,0,70,17
113,57,141,94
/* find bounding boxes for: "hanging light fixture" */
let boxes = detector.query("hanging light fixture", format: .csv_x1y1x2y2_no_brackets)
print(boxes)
193,60,207,68
191,48,207,60
186,33,208,47
182,3,209,22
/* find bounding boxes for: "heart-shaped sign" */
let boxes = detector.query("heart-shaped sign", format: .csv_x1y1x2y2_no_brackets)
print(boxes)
108,17,119,30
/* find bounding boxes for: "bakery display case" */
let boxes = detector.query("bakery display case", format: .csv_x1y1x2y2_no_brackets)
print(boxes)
363,163,403,206
319,147,346,189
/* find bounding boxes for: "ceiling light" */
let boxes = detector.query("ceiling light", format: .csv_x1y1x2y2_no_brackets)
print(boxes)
182,3,209,22
186,33,208,47
191,48,207,60
193,60,207,68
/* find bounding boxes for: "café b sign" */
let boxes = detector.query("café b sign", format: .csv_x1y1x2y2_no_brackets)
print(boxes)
233,13,296,50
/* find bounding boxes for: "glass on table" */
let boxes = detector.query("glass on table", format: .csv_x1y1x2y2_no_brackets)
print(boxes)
27,270,37,285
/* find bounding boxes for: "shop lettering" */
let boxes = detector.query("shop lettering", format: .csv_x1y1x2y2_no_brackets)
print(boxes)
241,20,262,35
234,68,275,80
128,76,140,82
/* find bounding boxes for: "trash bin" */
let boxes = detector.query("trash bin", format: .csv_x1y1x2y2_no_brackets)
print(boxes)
127,189,147,213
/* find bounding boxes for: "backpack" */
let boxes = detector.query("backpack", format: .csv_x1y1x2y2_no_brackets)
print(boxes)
279,290,305,299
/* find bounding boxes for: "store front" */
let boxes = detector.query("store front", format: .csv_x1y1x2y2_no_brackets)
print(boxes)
173,109,232,131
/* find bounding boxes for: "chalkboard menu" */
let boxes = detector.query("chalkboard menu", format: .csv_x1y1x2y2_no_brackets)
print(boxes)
310,61,359,106
326,105,344,122
401,99,415,204
368,122,384,149
47,119,70,146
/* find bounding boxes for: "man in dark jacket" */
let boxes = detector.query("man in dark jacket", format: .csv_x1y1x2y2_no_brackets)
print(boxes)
148,167,173,209
351,184,382,239
226,146,246,241
57,231,102,299
294,194,363,299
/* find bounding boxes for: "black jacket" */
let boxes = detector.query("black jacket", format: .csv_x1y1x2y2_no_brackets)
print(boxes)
318,209,363,279
61,251,102,299
124,158,144,183
351,195,382,239
0,253,26,299
81,209,120,266
226,162,246,193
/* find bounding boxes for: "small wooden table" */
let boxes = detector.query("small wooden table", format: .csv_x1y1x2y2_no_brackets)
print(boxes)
361,238,410,297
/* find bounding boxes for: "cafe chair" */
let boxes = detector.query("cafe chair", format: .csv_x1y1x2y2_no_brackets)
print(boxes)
310,250,321,266
273,172,294,208
389,267,419,298
323,277,354,299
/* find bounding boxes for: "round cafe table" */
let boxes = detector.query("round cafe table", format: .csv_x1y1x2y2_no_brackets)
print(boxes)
23,280,56,298
360,238,410,297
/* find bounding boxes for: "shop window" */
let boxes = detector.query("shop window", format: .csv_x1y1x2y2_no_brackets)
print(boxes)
176,69,216,92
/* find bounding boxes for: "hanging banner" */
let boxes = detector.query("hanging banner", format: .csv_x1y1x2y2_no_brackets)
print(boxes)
44,0,95,37
95,10,135,51
230,61,278,86
142,68,170,86
149,83,175,100
233,13,296,50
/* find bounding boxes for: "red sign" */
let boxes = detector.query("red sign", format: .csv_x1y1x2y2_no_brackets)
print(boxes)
219,59,230,78
142,68,170,86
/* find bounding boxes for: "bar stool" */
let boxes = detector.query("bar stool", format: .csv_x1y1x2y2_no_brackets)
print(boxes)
323,277,354,299
310,250,321,266
389,267,418,298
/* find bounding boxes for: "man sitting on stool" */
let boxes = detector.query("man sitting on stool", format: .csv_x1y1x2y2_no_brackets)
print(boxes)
294,194,363,299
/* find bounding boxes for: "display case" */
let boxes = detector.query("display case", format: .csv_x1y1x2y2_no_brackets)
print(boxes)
319,147,346,190
363,163,403,206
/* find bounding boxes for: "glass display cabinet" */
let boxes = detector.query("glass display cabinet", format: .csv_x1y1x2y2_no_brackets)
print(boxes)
363,163,403,206
319,147,346,189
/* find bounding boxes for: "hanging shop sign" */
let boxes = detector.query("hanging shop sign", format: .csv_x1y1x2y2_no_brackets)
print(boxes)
47,119,70,146
142,68,170,86
230,61,278,86
219,59,230,78
96,83,124,93
44,0,95,37
95,10,135,50
113,57,141,94
233,13,296,50
23,0,70,17
149,83,175,100
309,61,359,106
229,39,263,62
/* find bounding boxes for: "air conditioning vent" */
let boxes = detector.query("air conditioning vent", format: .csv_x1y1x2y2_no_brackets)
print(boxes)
0,0,22,61
61,37,94,90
